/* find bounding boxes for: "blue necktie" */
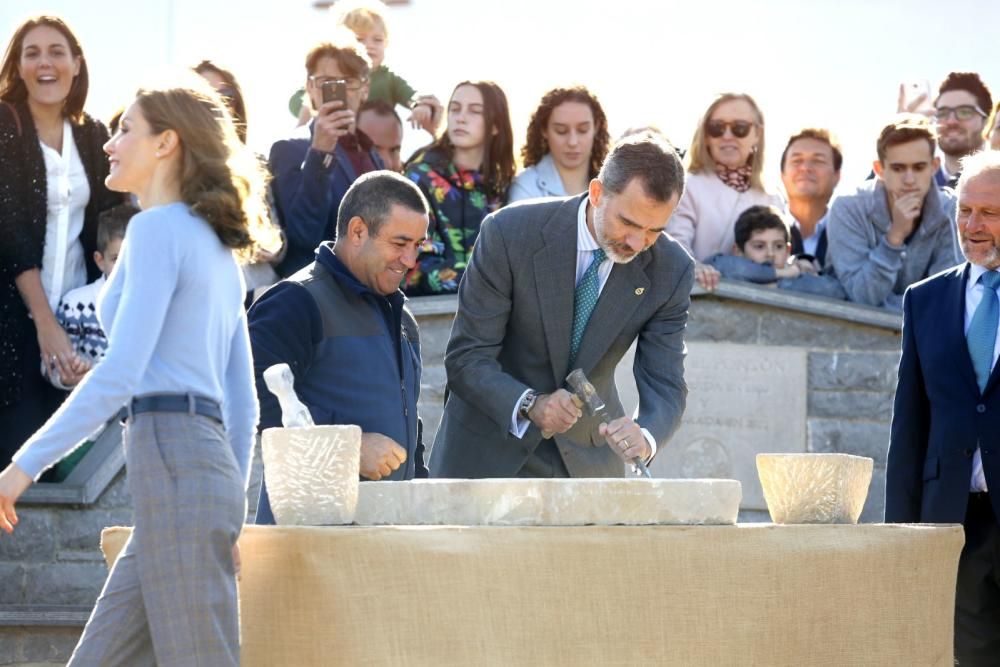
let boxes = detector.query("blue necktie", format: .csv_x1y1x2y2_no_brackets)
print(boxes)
968,271,1000,393
569,248,607,367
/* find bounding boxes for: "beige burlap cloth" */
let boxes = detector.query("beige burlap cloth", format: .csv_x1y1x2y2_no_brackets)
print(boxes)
101,523,962,666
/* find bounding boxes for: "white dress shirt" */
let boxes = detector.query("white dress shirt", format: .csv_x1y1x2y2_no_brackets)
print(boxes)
509,198,656,463
40,119,90,312
965,264,1000,492
793,213,827,257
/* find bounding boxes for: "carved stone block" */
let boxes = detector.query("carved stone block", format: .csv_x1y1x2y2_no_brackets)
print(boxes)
260,425,361,525
354,478,741,526
756,453,873,524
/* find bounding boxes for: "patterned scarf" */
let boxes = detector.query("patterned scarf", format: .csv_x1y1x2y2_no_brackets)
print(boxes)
714,163,752,192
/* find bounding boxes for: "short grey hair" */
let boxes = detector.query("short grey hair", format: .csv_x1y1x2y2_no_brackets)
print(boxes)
336,170,429,239
959,149,1000,192
597,131,685,202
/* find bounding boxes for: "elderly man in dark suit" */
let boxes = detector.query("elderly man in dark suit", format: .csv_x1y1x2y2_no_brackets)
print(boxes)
886,149,1000,665
430,132,694,479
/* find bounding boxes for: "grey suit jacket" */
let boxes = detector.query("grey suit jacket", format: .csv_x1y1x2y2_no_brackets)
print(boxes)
430,193,695,478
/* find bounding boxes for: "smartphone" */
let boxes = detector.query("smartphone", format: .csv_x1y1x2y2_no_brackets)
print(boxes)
900,79,933,116
321,80,347,107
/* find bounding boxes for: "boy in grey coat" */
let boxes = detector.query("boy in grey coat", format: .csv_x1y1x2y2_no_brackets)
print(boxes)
827,115,961,310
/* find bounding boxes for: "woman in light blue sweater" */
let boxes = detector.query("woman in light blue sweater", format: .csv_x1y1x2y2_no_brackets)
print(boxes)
0,75,266,666
509,86,610,202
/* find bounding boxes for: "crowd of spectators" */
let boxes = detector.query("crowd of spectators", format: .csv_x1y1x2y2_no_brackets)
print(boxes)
0,0,995,469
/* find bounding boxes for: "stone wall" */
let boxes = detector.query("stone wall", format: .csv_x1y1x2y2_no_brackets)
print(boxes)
0,285,903,664
683,291,900,522
0,472,132,664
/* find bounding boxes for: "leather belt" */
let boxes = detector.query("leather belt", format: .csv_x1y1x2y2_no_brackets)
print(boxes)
119,393,223,424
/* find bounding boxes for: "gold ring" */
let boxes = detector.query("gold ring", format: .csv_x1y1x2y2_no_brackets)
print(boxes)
621,439,630,450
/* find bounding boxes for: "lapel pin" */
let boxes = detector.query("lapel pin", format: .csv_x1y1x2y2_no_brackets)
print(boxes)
635,288,645,296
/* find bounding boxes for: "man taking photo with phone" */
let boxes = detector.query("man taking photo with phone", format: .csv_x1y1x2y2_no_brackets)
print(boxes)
269,33,383,277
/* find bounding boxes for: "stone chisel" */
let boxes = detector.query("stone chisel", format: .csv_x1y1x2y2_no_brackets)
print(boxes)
565,368,652,478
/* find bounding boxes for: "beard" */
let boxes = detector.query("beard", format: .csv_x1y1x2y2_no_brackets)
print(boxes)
593,203,641,264
961,236,1000,269
939,129,984,157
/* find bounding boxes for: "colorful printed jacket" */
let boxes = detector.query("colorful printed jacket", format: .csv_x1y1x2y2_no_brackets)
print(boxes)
403,148,504,296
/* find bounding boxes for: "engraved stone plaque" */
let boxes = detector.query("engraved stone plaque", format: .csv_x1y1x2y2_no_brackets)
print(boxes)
614,341,807,510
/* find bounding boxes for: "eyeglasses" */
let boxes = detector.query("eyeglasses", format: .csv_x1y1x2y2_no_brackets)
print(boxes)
934,105,986,122
309,75,367,91
705,119,754,139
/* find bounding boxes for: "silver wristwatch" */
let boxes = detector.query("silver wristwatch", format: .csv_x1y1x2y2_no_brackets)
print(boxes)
518,390,540,420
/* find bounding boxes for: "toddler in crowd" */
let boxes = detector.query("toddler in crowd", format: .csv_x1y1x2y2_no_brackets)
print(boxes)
45,203,136,390
707,205,846,299
294,0,441,134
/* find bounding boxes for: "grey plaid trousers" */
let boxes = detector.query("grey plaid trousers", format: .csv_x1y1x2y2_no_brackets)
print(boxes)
68,412,246,666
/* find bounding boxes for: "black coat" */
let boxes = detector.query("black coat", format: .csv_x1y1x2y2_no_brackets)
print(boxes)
0,99,120,406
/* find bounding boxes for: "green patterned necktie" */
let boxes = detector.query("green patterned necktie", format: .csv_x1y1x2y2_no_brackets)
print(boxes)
968,270,1000,393
568,247,607,368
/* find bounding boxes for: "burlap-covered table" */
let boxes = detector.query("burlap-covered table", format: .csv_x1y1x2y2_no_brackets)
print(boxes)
101,524,962,666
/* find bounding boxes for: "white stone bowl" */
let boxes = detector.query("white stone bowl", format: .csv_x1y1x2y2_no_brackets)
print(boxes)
756,453,873,524
261,425,361,525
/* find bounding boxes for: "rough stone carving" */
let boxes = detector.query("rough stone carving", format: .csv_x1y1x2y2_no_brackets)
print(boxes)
354,478,741,526
756,453,873,524
261,425,361,525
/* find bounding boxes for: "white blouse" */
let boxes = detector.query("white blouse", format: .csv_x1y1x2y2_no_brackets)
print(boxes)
40,119,90,312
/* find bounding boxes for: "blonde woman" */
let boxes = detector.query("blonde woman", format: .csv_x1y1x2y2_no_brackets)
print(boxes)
670,92,782,289
0,72,267,666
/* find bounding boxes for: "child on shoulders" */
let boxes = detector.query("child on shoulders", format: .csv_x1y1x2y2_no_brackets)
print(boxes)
706,205,846,299
293,0,442,134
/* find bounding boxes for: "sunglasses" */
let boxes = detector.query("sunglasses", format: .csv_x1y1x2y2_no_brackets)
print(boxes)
705,119,754,139
934,105,987,122
309,75,367,92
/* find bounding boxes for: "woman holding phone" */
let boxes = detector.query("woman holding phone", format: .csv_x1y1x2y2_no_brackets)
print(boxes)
0,15,121,467
403,80,514,296
668,92,782,289
0,72,266,665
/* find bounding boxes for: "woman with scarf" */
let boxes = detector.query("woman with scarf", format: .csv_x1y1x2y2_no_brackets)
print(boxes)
669,92,782,289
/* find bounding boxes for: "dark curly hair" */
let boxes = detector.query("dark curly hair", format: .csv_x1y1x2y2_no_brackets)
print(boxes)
521,86,609,180
937,71,993,116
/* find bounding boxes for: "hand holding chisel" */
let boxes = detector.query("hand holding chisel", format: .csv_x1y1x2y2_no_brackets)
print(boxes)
565,369,652,478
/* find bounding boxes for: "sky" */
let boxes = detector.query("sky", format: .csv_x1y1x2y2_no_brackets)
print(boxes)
4,0,1000,195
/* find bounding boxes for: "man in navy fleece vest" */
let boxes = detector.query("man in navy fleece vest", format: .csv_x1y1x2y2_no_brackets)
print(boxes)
248,171,430,524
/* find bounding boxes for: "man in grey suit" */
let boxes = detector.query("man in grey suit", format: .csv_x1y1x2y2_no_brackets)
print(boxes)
430,132,694,478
